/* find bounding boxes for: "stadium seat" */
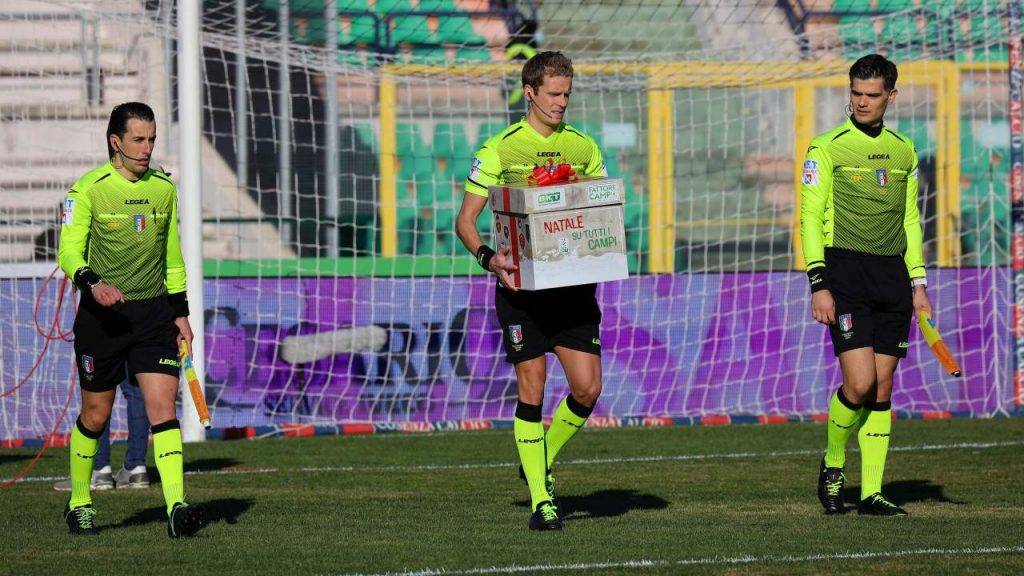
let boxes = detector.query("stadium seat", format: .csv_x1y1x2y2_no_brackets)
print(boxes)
275,0,372,14
397,123,436,179
896,122,932,156
831,0,870,13
432,123,471,163
391,15,434,44
881,18,918,47
967,14,1004,43
344,15,379,44
418,0,459,11
414,179,458,255
474,121,507,150
374,0,413,13
352,123,377,153
455,47,493,61
290,16,326,45
411,47,450,64
435,16,486,45
396,181,418,254
336,48,366,66
875,0,914,11
838,17,877,52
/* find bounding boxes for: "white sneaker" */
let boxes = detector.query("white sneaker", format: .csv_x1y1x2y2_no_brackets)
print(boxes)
53,467,114,491
114,465,150,489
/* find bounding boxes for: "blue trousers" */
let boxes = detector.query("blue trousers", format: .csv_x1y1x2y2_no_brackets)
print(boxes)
95,380,149,470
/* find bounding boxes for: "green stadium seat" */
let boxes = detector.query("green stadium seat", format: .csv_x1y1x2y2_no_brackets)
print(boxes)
831,0,870,12
432,123,470,161
474,121,507,150
455,47,493,62
895,122,932,155
337,48,366,66
411,47,450,64
435,16,486,45
881,18,918,46
572,122,603,147
839,17,877,51
968,14,1004,42
391,15,434,44
344,15,378,44
875,0,914,11
374,0,413,13
418,0,459,11
290,16,326,44
283,0,371,14
352,123,377,152
396,123,436,179
977,44,1009,63
414,179,458,255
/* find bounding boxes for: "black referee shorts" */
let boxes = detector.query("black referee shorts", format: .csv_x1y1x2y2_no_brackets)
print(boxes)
825,247,913,358
73,294,181,392
494,282,602,364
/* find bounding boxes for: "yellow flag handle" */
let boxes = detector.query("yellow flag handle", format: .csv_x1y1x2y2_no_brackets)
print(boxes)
917,311,962,378
179,340,212,429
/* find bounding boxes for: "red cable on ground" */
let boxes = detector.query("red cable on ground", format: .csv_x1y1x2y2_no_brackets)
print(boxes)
0,267,74,399
0,267,78,488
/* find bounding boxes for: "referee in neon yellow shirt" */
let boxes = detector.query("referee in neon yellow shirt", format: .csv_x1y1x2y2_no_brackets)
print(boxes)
58,102,205,537
456,52,607,531
801,55,934,516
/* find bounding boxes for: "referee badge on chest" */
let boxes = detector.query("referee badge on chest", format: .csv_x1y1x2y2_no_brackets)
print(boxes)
875,168,889,187
133,214,146,233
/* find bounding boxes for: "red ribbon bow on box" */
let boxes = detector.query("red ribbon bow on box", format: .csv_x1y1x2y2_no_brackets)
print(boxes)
528,158,578,185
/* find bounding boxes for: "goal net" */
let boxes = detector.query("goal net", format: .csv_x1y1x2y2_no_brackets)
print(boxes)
0,0,1017,443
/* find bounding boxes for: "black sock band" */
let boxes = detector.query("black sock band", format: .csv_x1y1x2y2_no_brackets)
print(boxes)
566,394,594,418
514,401,543,423
864,400,892,411
151,419,181,434
836,387,862,411
76,415,105,439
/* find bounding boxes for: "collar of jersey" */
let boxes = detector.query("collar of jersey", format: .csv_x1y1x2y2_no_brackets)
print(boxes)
519,117,564,143
106,161,151,185
844,116,885,140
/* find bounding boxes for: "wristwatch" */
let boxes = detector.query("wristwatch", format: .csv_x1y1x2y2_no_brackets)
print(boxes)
911,277,928,288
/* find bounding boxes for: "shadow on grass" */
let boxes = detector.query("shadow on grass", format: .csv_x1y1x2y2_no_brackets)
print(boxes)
102,498,255,531
0,453,35,465
842,479,967,505
516,489,669,521
184,458,244,473
144,458,244,484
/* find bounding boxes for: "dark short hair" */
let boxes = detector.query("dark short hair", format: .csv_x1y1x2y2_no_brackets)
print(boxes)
849,54,898,91
107,102,155,159
521,51,573,90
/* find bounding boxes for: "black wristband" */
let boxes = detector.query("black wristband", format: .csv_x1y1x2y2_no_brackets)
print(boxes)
807,268,829,294
72,267,102,292
475,245,496,272
167,291,190,318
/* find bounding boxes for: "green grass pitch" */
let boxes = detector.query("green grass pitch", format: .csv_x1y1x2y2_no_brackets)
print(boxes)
1,418,1022,575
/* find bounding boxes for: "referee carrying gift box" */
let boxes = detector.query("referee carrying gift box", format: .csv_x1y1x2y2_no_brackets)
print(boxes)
488,177,628,290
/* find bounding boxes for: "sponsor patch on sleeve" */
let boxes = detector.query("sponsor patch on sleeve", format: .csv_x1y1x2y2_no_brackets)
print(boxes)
802,159,819,186
469,157,483,181
62,198,74,225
